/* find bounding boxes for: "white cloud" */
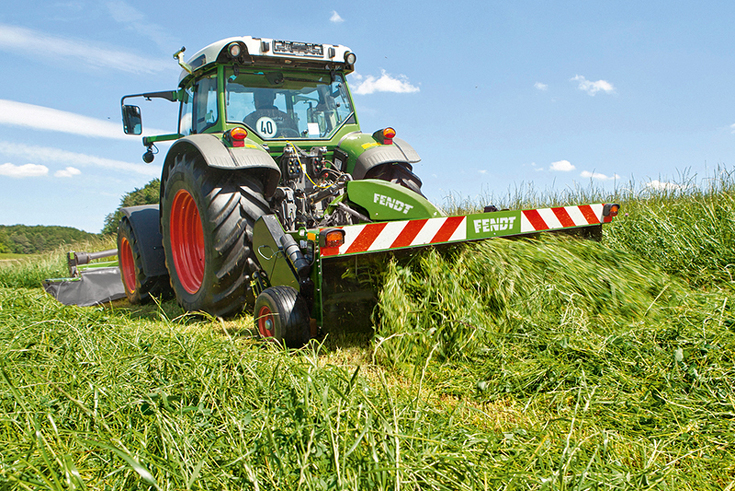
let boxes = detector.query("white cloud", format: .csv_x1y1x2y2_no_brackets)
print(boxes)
646,180,686,191
479,169,487,174
0,99,124,139
571,75,615,96
528,162,543,172
106,1,175,51
330,10,345,23
55,166,82,178
0,100,166,139
581,170,620,181
0,163,49,178
0,23,169,75
350,70,420,95
550,160,575,172
731,123,735,134
0,141,159,177
534,82,548,91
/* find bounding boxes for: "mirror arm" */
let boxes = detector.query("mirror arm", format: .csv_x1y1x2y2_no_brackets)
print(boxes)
121,90,178,105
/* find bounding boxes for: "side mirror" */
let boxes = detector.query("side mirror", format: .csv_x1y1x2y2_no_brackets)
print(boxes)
122,105,142,135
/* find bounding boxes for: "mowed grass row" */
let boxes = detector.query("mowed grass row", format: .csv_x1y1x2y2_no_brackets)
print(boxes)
1,288,540,490
1,171,734,489
7,276,731,489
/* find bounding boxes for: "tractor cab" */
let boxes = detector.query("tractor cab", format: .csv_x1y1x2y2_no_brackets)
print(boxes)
122,37,361,152
175,66,355,140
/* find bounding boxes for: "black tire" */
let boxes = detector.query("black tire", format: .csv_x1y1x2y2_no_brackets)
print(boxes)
161,153,270,317
364,162,424,196
254,286,311,348
117,217,168,304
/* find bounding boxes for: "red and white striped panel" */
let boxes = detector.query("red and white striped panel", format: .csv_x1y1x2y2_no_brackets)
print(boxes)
321,204,611,257
321,215,467,256
520,204,606,233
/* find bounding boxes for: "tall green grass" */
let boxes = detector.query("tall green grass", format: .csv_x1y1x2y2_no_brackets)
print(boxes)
444,167,735,286
372,169,735,489
1,170,734,489
606,169,735,285
442,179,619,215
0,237,116,289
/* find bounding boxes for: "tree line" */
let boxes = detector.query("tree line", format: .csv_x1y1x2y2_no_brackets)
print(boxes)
0,225,97,254
100,179,160,236
1,179,161,254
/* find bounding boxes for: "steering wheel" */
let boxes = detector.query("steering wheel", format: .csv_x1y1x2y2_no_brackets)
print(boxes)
277,127,302,138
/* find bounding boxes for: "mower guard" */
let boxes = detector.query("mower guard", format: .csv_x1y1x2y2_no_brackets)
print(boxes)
43,249,126,307
44,268,126,307
319,203,615,258
252,202,619,332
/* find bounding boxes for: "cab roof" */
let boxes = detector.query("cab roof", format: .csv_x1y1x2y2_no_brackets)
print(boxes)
180,36,356,84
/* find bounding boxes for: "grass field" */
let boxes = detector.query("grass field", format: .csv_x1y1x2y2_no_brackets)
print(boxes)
0,252,27,261
1,173,734,489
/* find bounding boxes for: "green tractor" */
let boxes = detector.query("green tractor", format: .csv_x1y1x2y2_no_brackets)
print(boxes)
119,36,619,347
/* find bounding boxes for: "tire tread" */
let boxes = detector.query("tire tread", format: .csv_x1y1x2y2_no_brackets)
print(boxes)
162,154,270,317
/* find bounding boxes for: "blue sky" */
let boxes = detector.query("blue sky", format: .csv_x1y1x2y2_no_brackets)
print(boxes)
1,1,734,232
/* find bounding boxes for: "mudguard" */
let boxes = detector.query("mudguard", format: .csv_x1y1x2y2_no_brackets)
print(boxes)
121,205,168,278
337,133,421,180
164,134,281,197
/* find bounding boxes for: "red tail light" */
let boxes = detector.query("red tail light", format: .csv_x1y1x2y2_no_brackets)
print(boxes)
320,228,346,249
603,203,620,217
226,127,248,147
602,203,621,223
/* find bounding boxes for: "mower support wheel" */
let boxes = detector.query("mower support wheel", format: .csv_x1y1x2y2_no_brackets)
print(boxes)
254,286,311,348
117,217,168,303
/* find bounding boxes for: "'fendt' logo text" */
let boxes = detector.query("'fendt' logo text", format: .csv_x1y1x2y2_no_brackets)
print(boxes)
473,216,517,233
374,193,414,214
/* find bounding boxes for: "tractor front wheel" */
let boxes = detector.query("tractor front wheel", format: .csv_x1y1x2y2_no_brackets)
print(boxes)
254,286,311,348
161,153,270,317
365,162,424,196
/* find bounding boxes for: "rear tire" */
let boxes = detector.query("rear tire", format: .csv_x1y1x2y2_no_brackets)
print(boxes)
364,162,424,196
254,286,311,348
117,217,168,304
161,153,270,317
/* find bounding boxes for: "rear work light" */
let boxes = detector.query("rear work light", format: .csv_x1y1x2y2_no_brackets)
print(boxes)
320,228,346,249
228,42,242,58
225,127,248,147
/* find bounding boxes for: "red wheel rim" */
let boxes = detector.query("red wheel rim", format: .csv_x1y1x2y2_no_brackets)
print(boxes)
119,236,136,294
257,305,275,337
170,189,205,294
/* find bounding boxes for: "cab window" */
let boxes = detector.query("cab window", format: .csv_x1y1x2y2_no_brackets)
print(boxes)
179,73,218,135
225,69,354,140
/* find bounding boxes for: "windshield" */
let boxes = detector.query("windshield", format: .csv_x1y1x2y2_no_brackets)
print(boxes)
225,69,354,140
